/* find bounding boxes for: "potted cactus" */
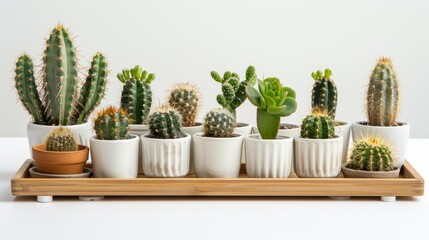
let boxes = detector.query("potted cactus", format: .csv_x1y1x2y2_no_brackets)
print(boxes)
244,77,297,178
32,127,89,175
141,105,191,177
90,106,139,178
351,58,409,168
14,25,108,152
294,109,343,178
342,137,400,178
193,109,243,178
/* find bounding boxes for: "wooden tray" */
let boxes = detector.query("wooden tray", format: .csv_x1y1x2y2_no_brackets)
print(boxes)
11,159,424,202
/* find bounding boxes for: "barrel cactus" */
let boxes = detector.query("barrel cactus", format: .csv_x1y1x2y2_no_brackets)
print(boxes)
93,106,130,140
311,69,338,119
348,137,395,171
210,66,257,118
118,65,155,125
148,105,186,139
301,109,335,139
168,83,201,127
203,108,236,137
14,24,108,126
45,127,78,152
366,57,399,126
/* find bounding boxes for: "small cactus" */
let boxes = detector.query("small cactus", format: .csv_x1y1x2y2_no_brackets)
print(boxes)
45,127,78,152
301,109,335,139
93,106,129,140
203,108,236,137
366,57,399,126
148,105,186,139
348,137,395,171
168,83,201,127
311,69,338,119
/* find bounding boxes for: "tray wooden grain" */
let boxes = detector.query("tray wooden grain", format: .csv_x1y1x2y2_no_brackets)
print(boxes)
11,159,424,202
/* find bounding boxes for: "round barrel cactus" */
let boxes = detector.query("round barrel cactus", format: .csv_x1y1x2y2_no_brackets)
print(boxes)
168,83,201,127
45,127,78,152
349,137,395,171
148,105,186,139
94,106,129,140
203,108,236,137
301,109,335,139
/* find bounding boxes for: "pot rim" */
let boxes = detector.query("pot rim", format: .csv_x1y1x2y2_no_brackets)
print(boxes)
193,132,243,140
181,122,203,129
90,134,139,143
235,122,252,128
32,144,88,154
245,134,292,142
295,135,343,142
128,124,149,130
141,133,191,142
335,121,350,126
353,121,409,129
27,121,90,128
342,163,400,176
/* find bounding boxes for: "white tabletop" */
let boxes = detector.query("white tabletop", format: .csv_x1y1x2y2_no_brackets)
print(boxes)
0,138,428,240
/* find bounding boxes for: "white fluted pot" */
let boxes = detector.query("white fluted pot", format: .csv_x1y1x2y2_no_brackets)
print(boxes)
181,123,204,174
193,133,243,178
234,123,253,164
294,136,343,178
244,134,293,178
335,121,351,163
128,124,149,174
141,134,191,177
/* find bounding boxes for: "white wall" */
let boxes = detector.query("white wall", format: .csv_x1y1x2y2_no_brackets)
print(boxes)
1,0,428,137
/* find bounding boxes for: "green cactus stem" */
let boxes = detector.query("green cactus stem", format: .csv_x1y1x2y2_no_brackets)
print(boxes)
93,106,129,140
203,108,236,137
168,83,201,127
348,137,395,171
300,109,335,139
45,127,78,151
148,105,186,139
311,69,338,119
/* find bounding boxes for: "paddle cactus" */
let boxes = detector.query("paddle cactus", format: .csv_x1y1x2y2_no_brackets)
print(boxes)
210,66,257,118
148,105,186,139
311,69,338,119
301,109,335,139
45,127,78,152
13,24,108,125
348,137,395,171
93,106,129,140
366,57,399,126
168,83,201,127
203,108,236,137
118,65,155,125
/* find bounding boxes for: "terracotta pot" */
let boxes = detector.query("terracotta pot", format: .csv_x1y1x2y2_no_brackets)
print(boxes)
341,163,400,178
32,144,89,174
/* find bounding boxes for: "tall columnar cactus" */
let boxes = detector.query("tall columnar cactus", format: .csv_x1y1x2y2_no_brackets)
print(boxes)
311,69,338,119
348,137,395,171
246,77,297,139
301,109,335,139
366,57,399,126
45,127,78,152
118,65,155,125
148,105,186,139
93,106,129,140
203,108,236,137
13,24,108,125
168,83,201,127
210,66,257,118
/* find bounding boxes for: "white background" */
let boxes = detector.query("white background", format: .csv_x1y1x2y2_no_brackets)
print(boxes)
1,0,428,137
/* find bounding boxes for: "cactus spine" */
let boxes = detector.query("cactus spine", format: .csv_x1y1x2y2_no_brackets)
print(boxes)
301,109,335,139
45,127,78,152
93,106,129,140
349,137,395,171
366,57,399,126
148,105,186,139
211,66,257,118
311,69,337,119
203,108,236,137
168,83,201,127
118,65,155,124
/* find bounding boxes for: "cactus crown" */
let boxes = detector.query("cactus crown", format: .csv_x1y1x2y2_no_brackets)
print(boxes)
93,106,130,140
45,127,78,152
366,57,399,126
203,108,236,138
301,108,335,139
311,69,338,119
117,65,155,84
348,137,395,171
148,105,186,139
168,83,201,127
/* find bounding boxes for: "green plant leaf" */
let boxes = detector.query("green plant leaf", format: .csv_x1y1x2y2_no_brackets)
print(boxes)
257,80,265,97
278,98,298,116
267,105,286,115
265,96,276,107
283,86,296,99
245,86,261,108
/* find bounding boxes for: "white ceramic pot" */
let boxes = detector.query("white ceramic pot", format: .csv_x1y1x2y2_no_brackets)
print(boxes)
244,134,293,178
193,132,244,178
335,121,351,163
141,134,191,177
351,121,410,168
181,123,204,174
90,135,139,178
294,136,343,178
128,124,149,174
27,122,91,156
234,122,253,164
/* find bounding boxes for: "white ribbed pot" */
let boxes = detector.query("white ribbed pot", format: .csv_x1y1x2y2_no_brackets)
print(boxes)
351,122,409,168
335,121,351,163
234,122,253,164
128,124,149,174
193,132,243,178
90,135,139,178
141,134,191,177
181,123,204,174
244,134,293,178
294,136,343,178
27,122,91,156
